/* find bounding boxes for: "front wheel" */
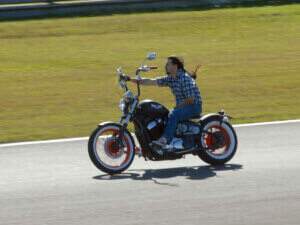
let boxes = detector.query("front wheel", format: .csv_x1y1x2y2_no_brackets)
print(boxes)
88,123,135,175
198,120,238,165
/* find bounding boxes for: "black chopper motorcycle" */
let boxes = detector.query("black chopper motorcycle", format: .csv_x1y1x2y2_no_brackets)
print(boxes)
88,52,238,175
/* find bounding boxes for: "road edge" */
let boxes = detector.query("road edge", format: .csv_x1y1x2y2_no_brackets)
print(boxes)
1,119,299,148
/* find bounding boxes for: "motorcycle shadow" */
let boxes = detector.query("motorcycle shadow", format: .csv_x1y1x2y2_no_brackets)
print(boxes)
93,163,243,185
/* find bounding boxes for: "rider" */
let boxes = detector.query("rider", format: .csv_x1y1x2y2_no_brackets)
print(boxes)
128,56,202,149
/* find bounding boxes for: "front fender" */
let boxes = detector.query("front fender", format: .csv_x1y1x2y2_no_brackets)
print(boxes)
98,121,117,127
97,121,136,148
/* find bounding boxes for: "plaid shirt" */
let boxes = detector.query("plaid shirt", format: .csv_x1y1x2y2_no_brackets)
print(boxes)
156,69,202,106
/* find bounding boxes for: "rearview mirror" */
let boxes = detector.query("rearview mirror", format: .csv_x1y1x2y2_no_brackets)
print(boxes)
146,52,157,60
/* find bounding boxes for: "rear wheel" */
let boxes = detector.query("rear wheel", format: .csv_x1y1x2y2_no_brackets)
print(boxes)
88,124,135,175
198,120,238,165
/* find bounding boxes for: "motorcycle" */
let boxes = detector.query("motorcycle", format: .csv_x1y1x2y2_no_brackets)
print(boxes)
88,52,238,175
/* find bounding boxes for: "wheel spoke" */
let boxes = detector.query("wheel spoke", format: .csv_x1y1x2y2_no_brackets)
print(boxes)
203,125,231,156
94,128,132,169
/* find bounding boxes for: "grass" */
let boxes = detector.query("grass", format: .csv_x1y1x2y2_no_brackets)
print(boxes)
0,4,299,143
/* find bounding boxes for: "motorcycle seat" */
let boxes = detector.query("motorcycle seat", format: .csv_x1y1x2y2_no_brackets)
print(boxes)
190,114,202,119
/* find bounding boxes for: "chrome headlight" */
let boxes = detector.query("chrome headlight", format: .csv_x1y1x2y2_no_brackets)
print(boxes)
123,90,134,103
119,99,126,112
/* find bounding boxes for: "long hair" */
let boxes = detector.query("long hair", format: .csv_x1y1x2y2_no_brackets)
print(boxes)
167,56,198,79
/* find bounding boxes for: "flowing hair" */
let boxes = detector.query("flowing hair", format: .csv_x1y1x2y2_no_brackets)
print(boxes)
167,56,200,79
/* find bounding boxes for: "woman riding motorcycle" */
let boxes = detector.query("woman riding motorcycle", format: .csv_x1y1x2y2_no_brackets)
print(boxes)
128,56,202,151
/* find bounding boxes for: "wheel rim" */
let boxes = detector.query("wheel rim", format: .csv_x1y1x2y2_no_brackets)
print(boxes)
202,122,235,159
93,127,133,170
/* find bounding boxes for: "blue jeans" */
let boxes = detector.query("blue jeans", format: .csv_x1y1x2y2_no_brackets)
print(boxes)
162,103,202,143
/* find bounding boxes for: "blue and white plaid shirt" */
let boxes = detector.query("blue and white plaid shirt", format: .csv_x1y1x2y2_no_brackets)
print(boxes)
156,69,202,107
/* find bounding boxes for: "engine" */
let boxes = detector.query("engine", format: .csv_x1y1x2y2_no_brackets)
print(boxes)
176,121,201,136
134,100,202,149
146,118,166,140
134,100,169,140
146,120,202,149
175,121,201,149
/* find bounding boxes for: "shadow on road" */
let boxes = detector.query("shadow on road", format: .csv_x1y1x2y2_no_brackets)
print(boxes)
93,164,243,186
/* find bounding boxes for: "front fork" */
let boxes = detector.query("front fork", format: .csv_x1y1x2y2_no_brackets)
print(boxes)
117,98,138,149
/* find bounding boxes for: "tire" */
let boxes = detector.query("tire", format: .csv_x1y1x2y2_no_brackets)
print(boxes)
88,123,135,175
198,120,238,165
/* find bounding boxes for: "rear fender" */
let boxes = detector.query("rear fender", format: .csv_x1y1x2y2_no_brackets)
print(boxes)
200,113,230,126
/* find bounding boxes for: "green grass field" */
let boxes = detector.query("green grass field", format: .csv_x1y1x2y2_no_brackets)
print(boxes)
0,4,299,143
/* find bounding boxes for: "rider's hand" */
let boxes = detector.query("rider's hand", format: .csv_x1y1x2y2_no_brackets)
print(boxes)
120,75,131,81
189,64,202,79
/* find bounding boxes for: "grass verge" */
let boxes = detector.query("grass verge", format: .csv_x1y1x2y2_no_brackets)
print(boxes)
0,4,299,143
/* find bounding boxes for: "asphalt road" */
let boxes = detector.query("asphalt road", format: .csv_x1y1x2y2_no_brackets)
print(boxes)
0,121,300,225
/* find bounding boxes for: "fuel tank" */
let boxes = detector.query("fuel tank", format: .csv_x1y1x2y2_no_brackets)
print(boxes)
134,99,169,119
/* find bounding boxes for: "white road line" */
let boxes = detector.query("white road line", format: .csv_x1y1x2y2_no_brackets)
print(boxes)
233,119,300,127
0,119,299,148
0,137,89,148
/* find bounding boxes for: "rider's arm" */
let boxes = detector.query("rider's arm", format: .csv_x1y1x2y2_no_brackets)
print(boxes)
128,75,170,87
129,78,159,86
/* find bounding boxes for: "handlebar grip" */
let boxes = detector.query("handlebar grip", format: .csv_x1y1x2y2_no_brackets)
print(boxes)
120,74,131,81
149,66,158,70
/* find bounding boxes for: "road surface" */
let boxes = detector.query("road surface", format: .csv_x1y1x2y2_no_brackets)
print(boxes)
0,121,299,225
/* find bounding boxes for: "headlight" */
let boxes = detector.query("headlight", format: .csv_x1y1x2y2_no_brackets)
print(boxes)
223,116,230,122
123,90,134,103
119,99,126,112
